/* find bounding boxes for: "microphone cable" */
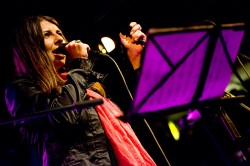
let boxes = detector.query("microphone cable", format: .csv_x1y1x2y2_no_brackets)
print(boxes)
102,52,172,166
57,41,171,165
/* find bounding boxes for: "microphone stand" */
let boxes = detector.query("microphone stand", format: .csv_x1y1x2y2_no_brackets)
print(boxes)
0,99,103,126
220,92,250,164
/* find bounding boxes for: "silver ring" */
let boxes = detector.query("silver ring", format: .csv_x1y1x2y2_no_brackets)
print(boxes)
75,40,81,43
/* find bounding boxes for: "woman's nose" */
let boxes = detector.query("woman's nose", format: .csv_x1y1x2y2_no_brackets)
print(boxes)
55,34,64,43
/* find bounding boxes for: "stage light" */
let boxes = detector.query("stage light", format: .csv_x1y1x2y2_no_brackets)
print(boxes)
168,120,180,141
101,36,115,53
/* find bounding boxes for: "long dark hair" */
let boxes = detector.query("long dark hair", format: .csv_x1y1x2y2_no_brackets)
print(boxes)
11,15,66,94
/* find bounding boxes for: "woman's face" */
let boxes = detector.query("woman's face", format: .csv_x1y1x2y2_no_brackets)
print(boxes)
40,20,66,71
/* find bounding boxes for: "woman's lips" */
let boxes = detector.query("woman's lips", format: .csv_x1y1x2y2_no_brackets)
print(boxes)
54,53,66,60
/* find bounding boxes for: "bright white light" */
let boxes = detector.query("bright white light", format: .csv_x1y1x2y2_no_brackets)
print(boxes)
101,37,115,53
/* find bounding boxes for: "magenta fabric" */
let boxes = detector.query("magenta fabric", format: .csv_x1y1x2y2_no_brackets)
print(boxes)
87,89,156,166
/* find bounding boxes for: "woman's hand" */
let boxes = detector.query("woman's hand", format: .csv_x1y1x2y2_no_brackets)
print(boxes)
65,40,90,60
119,22,147,70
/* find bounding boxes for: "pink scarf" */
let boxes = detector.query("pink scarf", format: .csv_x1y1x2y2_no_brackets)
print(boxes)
86,89,156,166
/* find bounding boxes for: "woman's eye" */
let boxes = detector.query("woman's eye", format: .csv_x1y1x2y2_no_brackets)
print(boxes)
44,32,50,38
57,31,63,36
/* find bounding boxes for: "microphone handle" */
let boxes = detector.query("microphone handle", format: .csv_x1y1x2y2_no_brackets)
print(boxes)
120,25,145,45
55,43,109,58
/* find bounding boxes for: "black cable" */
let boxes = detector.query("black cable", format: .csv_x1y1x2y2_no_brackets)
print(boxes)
103,53,172,166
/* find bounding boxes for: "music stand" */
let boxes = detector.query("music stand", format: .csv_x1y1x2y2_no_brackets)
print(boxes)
129,23,245,118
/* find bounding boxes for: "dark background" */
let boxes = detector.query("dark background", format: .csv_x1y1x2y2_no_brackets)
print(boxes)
1,0,250,48
1,0,250,81
1,0,250,165
1,0,250,68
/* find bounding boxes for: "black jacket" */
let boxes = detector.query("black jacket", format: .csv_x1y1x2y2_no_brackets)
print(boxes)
5,59,117,166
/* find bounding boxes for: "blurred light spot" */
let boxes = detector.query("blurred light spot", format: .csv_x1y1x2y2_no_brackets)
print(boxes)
168,121,180,141
101,37,115,53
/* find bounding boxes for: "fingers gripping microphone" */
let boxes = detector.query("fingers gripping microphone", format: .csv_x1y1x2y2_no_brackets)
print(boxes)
55,43,109,59
120,25,145,45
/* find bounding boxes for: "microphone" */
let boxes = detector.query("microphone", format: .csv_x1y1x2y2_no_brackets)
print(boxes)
54,43,109,59
54,43,68,55
120,25,145,45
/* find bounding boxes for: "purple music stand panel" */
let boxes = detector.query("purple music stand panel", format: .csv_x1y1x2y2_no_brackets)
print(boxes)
131,24,245,115
199,29,244,100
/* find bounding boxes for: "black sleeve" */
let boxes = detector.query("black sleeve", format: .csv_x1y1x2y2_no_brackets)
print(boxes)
69,58,107,86
4,68,93,133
